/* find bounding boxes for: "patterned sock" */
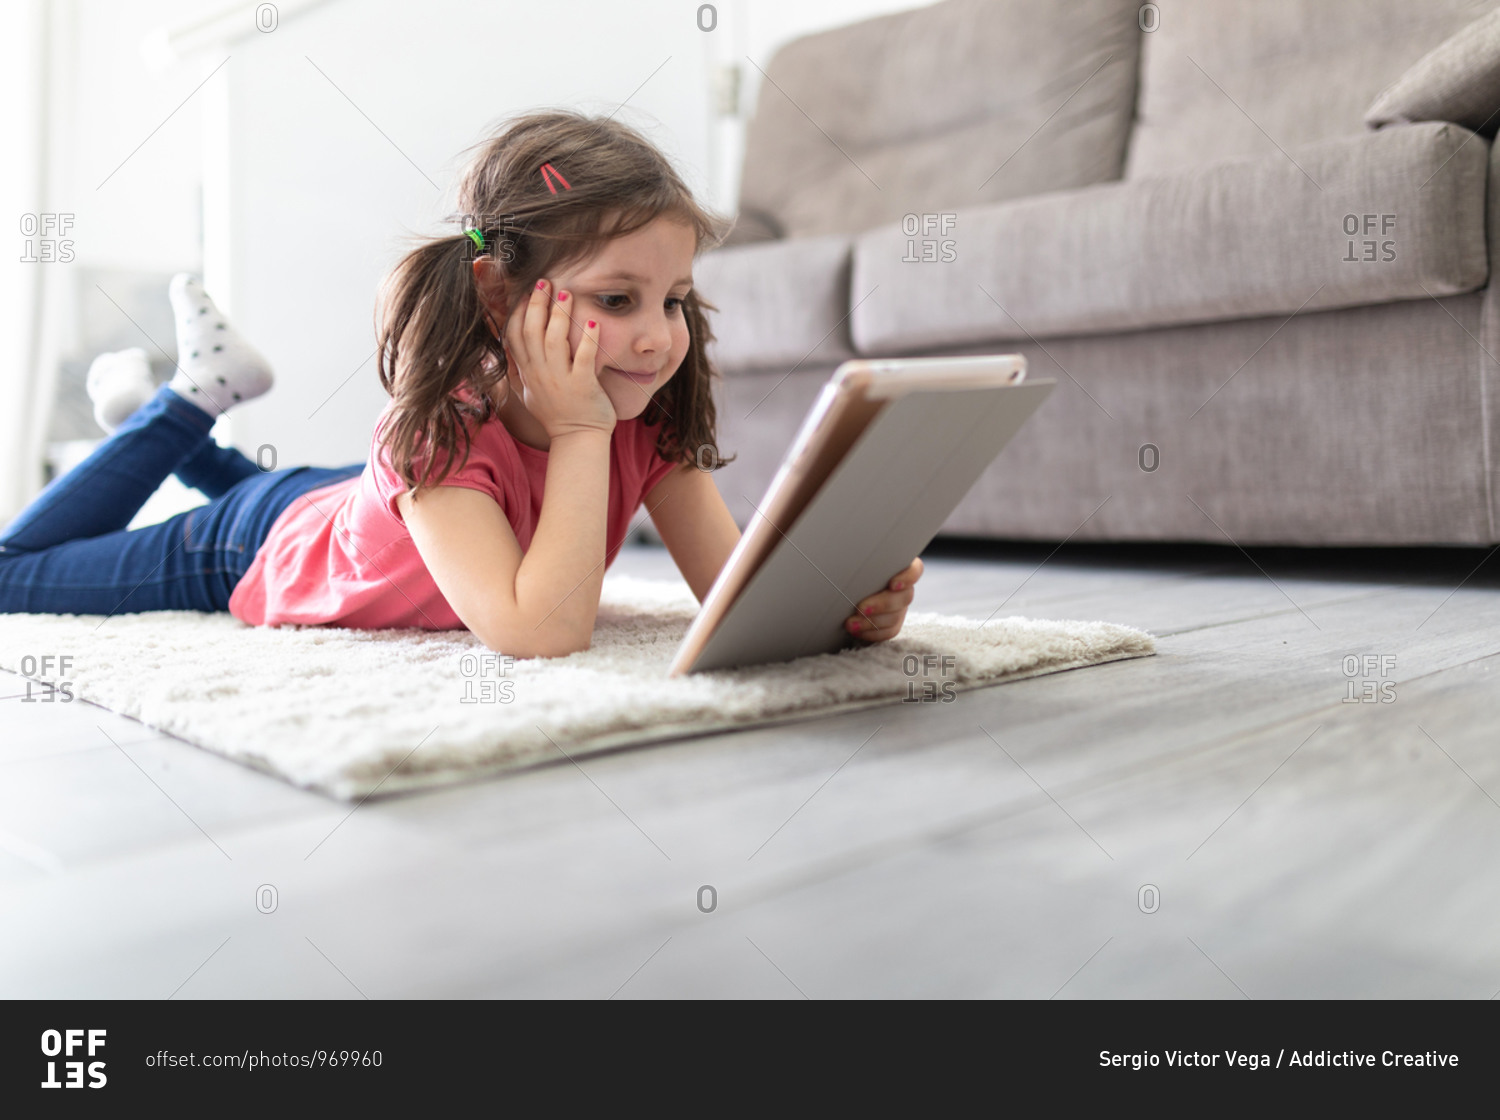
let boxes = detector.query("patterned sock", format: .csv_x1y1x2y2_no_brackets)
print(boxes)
166,273,274,417
85,347,156,433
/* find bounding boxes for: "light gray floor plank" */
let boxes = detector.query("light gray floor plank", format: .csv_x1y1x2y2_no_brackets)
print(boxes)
0,733,352,872
602,665,1500,999
452,656,1500,998
2,692,167,763
3,541,1499,997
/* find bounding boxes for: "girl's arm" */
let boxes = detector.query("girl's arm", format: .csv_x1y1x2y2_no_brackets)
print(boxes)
399,280,618,658
645,461,742,603
647,462,924,640
398,428,613,658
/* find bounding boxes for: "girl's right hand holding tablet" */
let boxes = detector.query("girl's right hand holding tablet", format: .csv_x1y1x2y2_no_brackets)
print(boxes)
503,279,617,440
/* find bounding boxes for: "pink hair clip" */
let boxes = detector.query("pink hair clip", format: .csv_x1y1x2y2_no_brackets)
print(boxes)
540,162,571,194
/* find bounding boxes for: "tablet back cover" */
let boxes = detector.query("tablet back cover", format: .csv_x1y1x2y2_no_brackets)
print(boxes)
679,378,1053,673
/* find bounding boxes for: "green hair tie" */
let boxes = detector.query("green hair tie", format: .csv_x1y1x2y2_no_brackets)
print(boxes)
465,228,485,252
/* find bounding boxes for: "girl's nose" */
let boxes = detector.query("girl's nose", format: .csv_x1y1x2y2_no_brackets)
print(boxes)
635,316,672,355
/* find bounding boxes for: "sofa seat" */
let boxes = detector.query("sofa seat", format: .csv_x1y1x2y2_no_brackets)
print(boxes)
850,121,1489,353
694,232,855,375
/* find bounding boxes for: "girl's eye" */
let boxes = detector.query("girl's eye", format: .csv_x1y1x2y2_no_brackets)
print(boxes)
597,294,687,314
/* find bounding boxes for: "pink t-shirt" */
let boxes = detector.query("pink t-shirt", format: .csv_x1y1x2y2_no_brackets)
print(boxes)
228,402,681,630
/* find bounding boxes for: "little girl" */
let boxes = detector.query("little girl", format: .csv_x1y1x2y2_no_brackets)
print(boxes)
0,111,922,658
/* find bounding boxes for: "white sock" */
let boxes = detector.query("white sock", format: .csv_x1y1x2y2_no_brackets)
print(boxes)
167,274,273,417
86,347,157,434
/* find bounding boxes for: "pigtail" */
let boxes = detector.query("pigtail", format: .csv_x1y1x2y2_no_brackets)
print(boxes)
376,233,507,493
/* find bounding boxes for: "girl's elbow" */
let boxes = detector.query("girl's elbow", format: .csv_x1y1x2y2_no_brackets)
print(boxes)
475,620,591,660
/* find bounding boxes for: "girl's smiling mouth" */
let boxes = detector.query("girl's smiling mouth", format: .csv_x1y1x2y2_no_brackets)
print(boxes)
607,366,657,385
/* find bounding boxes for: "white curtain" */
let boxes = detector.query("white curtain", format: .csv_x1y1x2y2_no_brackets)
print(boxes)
0,0,55,528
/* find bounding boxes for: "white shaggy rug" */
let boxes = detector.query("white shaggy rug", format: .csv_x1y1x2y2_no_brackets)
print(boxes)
0,576,1154,800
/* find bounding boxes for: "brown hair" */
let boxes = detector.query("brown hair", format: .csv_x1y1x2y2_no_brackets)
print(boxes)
376,109,737,493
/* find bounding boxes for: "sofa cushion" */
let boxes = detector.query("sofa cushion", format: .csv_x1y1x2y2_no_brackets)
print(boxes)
696,233,855,375
850,122,1488,352
1127,0,1493,179
1367,6,1500,137
737,0,1142,240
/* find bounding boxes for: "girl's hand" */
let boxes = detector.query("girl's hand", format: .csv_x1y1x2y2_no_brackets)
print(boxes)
846,557,924,642
503,279,616,438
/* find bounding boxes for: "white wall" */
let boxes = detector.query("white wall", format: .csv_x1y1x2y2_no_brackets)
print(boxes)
205,0,935,472
0,0,51,523
1,0,211,523
5,0,936,517
0,0,946,533
68,0,209,273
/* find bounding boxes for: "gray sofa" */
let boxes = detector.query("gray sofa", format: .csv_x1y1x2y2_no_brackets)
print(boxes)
697,0,1500,546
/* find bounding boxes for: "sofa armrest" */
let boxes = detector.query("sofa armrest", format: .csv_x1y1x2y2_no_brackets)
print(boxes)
1367,7,1500,138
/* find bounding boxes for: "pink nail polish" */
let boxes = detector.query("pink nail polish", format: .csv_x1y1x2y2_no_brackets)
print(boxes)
586,320,596,329
849,619,862,632
558,291,569,302
892,581,904,591
536,280,546,290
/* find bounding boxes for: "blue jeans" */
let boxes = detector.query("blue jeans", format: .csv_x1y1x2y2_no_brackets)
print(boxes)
0,385,362,616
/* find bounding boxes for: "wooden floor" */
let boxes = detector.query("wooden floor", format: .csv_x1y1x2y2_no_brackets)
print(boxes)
3,538,1499,998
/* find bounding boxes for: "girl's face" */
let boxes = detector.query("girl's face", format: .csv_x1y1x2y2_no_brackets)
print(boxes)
518,214,697,422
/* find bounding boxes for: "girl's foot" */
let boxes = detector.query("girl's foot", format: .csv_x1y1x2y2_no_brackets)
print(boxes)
86,347,157,434
166,274,274,417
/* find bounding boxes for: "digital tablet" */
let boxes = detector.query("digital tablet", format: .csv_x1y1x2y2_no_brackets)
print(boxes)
668,354,1054,675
